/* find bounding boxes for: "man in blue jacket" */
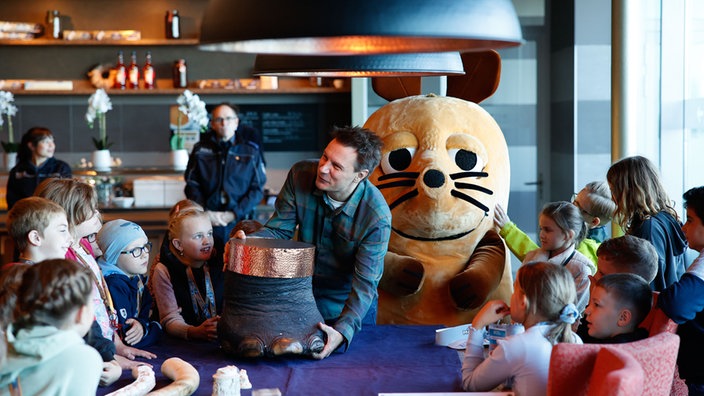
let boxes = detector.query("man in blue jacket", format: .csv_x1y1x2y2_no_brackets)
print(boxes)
184,103,266,250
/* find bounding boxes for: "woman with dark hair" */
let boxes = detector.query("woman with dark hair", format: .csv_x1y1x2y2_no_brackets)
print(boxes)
6,127,72,209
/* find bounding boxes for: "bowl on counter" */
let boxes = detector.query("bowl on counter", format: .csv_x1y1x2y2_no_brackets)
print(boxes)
112,196,135,209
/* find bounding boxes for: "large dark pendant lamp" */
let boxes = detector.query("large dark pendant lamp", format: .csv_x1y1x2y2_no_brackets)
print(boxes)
252,52,466,77
199,0,523,55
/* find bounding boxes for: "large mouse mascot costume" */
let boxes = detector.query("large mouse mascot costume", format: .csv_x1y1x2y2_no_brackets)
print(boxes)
364,51,513,326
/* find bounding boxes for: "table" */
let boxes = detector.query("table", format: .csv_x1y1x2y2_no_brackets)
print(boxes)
98,325,463,396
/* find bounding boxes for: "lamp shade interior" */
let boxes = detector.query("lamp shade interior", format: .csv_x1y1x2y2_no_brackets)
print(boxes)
253,53,466,77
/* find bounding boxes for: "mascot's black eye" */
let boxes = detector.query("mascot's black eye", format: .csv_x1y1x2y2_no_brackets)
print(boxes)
448,149,482,171
381,147,416,174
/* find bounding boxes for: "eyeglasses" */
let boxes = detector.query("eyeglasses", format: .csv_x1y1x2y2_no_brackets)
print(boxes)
85,233,97,243
120,242,152,258
571,193,595,218
212,116,238,123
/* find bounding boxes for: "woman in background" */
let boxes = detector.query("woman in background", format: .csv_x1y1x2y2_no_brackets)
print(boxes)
6,127,72,209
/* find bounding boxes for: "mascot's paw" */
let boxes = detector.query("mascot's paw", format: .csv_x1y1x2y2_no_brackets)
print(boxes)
379,252,425,296
449,230,507,310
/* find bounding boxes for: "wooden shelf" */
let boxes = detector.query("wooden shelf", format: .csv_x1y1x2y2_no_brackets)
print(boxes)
0,38,199,46
2,78,351,96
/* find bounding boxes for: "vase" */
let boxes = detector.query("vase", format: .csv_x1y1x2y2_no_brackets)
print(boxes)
170,149,189,171
92,149,112,172
3,152,17,170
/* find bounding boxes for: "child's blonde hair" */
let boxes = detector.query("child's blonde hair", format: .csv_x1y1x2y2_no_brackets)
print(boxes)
7,196,66,251
518,261,579,344
606,155,678,232
541,201,588,246
581,181,616,225
13,259,92,331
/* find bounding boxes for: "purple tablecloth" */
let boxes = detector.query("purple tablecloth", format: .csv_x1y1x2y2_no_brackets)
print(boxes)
98,325,462,395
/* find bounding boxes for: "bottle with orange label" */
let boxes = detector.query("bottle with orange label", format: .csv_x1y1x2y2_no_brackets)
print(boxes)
113,51,126,89
127,51,140,89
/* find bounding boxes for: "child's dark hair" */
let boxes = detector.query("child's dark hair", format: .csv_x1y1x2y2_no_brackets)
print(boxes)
596,273,653,327
596,235,658,283
684,186,704,223
542,201,588,246
13,259,93,331
517,261,579,344
18,127,53,163
0,263,31,330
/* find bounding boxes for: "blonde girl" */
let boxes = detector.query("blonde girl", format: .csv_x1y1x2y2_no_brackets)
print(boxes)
606,155,688,290
151,207,224,340
523,201,593,313
0,259,102,395
462,262,582,396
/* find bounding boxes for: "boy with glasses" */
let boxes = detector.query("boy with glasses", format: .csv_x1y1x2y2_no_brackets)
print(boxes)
97,219,162,348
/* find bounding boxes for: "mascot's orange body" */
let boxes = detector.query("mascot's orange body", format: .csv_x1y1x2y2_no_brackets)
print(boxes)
364,94,513,326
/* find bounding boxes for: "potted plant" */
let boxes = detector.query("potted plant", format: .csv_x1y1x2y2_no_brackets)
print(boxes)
172,89,208,170
0,90,19,170
85,88,113,171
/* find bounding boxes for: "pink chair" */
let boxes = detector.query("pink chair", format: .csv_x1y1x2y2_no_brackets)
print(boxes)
548,332,680,396
588,348,644,396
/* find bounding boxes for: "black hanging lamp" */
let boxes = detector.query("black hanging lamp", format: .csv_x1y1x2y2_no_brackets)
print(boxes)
200,0,523,55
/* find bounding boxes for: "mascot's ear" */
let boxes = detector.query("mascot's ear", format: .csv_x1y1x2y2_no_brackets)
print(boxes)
446,50,501,103
371,76,422,102
370,50,501,103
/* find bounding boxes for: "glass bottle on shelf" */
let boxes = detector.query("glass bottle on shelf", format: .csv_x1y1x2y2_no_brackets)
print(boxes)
143,51,155,89
127,51,140,89
172,59,187,88
166,10,181,39
114,51,126,89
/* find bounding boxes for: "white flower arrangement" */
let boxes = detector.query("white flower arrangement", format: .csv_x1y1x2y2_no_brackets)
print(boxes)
85,88,113,150
173,89,208,150
0,90,19,153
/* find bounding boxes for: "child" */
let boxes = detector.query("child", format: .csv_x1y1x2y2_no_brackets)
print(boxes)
151,207,224,341
4,196,72,267
495,181,615,265
582,273,652,343
462,262,582,396
6,127,72,210
658,186,704,395
0,259,102,395
97,219,162,348
593,235,658,283
522,201,594,313
2,193,121,387
35,178,155,370
607,155,688,290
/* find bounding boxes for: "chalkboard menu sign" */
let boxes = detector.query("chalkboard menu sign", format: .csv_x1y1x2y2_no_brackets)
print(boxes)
238,104,319,152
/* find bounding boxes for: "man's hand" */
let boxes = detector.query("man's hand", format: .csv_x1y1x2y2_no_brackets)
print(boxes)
123,318,144,346
311,322,344,360
115,355,153,370
206,210,229,226
100,360,122,386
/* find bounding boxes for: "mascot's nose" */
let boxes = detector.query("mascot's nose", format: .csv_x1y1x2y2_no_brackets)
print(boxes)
423,169,445,188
